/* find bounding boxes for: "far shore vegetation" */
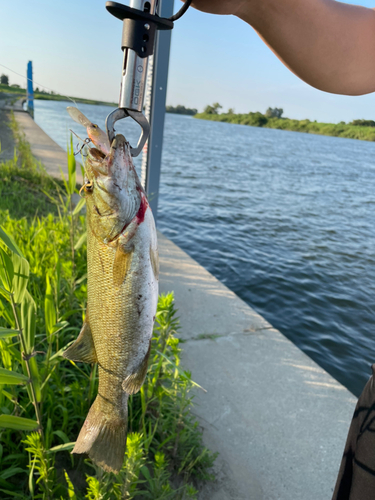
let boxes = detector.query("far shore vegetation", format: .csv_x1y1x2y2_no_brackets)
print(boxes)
195,103,375,142
4,71,375,141
0,80,117,107
0,78,196,114
166,105,197,115
1,74,198,115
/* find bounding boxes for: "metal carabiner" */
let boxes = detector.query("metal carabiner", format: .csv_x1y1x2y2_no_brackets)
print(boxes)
105,108,150,157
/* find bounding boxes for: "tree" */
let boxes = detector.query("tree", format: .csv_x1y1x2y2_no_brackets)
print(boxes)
204,102,223,115
0,74,9,85
349,119,375,127
265,107,284,118
228,108,235,114
212,102,222,114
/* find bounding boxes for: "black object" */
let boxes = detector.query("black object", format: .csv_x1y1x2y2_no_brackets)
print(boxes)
106,2,174,58
169,0,192,21
332,364,375,500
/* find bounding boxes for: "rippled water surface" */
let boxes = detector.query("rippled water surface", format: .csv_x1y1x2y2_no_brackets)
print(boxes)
35,100,375,396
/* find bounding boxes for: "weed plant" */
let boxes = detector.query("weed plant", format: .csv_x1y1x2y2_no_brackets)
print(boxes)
0,118,216,499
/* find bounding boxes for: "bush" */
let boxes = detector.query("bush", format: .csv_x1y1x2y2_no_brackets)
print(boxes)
247,112,268,127
349,119,375,127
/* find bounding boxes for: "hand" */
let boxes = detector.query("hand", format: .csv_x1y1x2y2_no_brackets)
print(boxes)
182,0,245,16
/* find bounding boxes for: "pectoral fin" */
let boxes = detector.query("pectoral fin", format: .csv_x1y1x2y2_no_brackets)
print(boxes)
113,244,133,287
63,317,97,364
122,341,151,394
150,245,159,280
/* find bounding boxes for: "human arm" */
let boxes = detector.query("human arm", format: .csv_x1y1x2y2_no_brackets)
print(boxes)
186,0,375,96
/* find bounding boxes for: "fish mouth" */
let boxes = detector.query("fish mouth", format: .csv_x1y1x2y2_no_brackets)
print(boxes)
106,134,132,173
110,134,128,153
89,148,106,160
89,134,128,159
88,134,123,159
86,134,131,183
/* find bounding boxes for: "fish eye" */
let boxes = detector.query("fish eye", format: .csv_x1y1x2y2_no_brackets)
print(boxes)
84,181,94,193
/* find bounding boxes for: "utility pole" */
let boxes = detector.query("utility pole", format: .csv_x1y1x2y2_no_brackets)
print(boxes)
27,61,34,118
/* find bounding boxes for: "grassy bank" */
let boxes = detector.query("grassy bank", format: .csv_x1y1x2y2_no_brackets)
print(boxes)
0,115,216,499
0,84,116,107
195,111,375,142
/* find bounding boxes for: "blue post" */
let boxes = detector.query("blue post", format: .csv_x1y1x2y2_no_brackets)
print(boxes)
27,61,34,118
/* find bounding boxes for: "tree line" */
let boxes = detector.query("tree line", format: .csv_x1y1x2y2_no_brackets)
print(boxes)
201,102,375,129
166,105,197,115
196,103,375,141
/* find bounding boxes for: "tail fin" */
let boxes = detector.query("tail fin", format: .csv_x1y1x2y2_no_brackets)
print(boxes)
73,396,128,473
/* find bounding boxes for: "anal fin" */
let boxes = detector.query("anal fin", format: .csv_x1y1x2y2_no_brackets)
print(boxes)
122,341,151,394
63,317,97,364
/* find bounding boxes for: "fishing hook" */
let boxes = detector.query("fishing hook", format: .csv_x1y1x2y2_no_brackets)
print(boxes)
70,129,91,156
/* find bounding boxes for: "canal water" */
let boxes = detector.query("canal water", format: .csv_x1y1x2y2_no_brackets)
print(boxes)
34,99,375,397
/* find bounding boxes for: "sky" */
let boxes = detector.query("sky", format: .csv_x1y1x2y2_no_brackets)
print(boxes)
2,0,375,123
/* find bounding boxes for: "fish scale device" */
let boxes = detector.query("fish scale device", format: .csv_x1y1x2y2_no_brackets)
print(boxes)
63,0,193,474
105,0,192,156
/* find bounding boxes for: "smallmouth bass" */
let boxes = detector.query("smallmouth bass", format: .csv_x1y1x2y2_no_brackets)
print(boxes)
64,110,159,473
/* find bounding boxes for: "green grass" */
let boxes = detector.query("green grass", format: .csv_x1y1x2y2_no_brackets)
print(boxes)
195,111,375,142
0,84,26,96
0,116,216,499
0,115,65,220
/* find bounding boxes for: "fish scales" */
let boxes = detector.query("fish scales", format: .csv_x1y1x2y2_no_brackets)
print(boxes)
63,114,158,473
88,209,157,390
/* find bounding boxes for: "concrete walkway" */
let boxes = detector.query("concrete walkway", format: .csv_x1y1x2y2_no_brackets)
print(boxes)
8,106,358,499
0,101,82,184
158,233,356,500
